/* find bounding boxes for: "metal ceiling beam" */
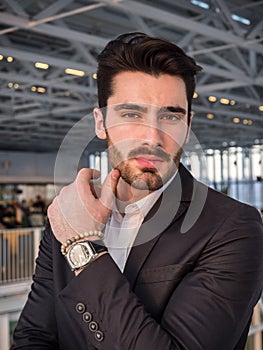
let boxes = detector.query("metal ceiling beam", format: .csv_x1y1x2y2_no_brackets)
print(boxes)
0,89,88,106
2,0,28,18
104,0,263,53
213,0,242,36
15,104,89,120
197,76,263,93
0,12,108,47
0,46,96,72
34,0,74,20
0,45,260,94
201,63,253,84
193,105,262,123
0,3,262,54
198,91,263,107
0,72,95,95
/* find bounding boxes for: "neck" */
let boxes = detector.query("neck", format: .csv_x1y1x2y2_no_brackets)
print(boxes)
115,177,152,214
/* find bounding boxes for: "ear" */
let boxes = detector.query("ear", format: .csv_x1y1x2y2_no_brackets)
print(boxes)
185,111,194,144
93,107,107,140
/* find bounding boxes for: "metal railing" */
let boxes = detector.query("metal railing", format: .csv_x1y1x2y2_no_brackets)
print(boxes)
0,227,43,284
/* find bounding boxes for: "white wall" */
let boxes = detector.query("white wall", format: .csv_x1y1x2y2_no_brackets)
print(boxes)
0,151,84,184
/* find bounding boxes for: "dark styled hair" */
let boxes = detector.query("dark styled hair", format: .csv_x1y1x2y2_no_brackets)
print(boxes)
97,32,202,122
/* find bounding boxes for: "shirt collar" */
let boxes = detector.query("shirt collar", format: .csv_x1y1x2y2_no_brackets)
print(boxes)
123,170,178,218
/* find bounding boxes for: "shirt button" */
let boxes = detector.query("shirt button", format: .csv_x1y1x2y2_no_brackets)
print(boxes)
76,303,85,313
89,321,99,332
83,312,92,323
95,330,104,342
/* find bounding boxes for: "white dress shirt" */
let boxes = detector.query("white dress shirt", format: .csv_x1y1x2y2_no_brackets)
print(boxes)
104,172,176,272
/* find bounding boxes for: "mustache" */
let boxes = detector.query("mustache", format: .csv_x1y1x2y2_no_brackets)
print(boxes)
128,146,171,162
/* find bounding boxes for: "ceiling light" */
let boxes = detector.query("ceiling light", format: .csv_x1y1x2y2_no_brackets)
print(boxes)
65,68,85,77
31,86,37,92
8,82,13,88
0,55,3,60
207,113,214,119
242,119,252,125
220,98,230,105
14,83,19,89
191,0,209,9
35,62,49,70
231,14,250,26
193,92,198,98
230,100,236,106
259,106,263,112
233,117,240,123
208,96,217,102
37,87,46,93
7,56,14,62
92,73,97,80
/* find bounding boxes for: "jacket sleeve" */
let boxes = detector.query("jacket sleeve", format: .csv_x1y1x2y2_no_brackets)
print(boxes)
58,204,263,350
10,223,60,349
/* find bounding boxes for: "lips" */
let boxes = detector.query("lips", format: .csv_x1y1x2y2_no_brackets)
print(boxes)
134,156,164,168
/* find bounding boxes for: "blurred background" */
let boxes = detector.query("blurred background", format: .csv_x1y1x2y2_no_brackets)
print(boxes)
0,0,262,348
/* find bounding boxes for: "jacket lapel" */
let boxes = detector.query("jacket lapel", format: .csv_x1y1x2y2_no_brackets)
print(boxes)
124,164,194,288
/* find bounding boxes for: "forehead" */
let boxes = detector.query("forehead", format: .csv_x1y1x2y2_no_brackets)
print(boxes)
108,71,187,108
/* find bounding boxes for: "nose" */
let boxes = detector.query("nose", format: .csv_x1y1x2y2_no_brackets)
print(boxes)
140,120,163,148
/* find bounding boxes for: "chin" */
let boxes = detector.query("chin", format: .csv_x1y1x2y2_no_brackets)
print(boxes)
122,171,164,191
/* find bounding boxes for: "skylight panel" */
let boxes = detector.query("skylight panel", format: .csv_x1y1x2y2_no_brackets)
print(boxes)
191,0,210,9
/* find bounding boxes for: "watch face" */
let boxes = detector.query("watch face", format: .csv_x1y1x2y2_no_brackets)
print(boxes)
69,244,91,268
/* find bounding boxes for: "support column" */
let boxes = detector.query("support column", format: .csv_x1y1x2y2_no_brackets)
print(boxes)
0,313,10,350
33,228,42,261
252,303,262,350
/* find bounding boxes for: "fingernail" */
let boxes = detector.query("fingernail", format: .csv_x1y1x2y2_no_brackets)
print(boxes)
111,169,119,180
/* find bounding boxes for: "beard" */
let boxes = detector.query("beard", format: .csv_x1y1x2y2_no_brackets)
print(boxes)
107,137,182,191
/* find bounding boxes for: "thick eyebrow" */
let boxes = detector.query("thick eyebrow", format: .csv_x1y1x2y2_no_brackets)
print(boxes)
159,106,187,116
112,103,187,116
113,103,148,113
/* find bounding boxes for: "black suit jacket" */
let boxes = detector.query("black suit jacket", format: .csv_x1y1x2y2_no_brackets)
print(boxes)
11,164,263,349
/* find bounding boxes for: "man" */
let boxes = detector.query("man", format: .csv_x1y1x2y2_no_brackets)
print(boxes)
11,32,263,349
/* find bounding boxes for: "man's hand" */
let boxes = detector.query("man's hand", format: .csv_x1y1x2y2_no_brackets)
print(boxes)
47,168,120,244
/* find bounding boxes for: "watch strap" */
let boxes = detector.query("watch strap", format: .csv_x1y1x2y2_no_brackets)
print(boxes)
89,240,108,254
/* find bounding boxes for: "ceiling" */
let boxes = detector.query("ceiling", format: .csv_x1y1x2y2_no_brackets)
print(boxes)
0,0,262,153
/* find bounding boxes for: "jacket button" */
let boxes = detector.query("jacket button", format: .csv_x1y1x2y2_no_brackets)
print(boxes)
83,312,92,323
95,330,104,342
76,303,85,313
89,321,99,332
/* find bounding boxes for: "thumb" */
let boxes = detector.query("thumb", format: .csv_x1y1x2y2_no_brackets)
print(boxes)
100,169,120,210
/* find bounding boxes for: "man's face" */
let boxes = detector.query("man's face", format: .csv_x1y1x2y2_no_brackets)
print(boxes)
94,71,191,191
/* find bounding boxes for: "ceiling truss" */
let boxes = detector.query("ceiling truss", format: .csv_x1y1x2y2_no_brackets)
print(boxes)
0,0,262,152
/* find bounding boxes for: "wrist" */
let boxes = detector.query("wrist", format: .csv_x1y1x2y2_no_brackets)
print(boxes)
63,239,108,272
61,230,104,256
74,251,108,276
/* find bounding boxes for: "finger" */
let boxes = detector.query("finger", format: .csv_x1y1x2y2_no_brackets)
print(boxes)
100,169,120,209
78,167,101,182
76,168,101,200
